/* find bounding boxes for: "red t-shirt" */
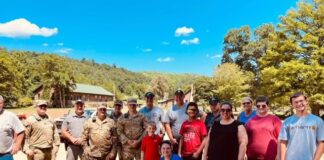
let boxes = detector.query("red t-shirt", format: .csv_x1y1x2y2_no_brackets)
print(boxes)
246,115,282,160
179,119,207,156
141,135,162,160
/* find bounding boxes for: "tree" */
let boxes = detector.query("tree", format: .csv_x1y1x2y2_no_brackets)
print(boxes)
149,76,169,99
213,63,254,111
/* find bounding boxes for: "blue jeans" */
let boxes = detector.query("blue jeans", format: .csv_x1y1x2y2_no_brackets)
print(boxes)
0,153,13,160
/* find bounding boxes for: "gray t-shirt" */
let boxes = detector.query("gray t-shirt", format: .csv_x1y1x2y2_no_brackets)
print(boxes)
139,106,164,134
0,110,25,153
162,103,204,138
62,112,89,138
279,114,324,160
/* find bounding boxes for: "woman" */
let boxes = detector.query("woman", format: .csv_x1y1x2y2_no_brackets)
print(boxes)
245,96,282,160
203,101,248,160
161,140,182,160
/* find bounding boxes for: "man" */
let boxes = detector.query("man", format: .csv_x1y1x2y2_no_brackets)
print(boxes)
204,97,221,131
108,100,124,160
245,96,282,160
117,98,148,160
237,97,256,125
163,89,206,154
23,100,60,160
0,95,25,160
61,99,89,160
139,92,165,135
279,92,324,160
81,105,117,160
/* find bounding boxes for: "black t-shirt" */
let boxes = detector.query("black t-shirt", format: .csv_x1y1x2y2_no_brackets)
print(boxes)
207,120,244,160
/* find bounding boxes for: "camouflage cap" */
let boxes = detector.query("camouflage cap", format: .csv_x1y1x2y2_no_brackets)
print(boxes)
127,98,137,104
114,100,123,105
242,97,253,103
36,100,48,106
98,105,107,109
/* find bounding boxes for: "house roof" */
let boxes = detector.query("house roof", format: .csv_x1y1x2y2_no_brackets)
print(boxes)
73,83,114,96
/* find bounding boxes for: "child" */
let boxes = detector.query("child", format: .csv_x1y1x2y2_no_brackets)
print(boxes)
141,121,163,160
178,102,207,160
161,140,182,160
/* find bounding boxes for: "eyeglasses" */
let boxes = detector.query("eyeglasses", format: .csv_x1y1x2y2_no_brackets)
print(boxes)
220,109,231,113
256,104,267,108
242,102,251,105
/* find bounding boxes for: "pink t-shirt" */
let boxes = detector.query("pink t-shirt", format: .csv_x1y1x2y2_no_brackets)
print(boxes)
246,114,282,160
179,119,207,156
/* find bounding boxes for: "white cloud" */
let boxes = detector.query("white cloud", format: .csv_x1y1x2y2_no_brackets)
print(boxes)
162,41,170,45
181,38,200,45
175,26,194,37
210,54,222,59
0,18,58,38
157,57,174,62
42,43,49,47
142,48,152,52
56,48,73,54
57,42,64,46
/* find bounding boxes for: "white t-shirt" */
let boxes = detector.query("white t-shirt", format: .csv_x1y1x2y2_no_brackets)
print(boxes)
0,110,25,153
163,103,204,138
139,106,164,134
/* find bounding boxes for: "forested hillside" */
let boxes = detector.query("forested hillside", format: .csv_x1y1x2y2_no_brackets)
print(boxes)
0,49,200,107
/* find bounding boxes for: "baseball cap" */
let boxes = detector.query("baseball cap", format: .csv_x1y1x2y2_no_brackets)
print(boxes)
36,100,48,106
127,98,137,104
144,92,155,98
209,97,220,105
114,100,123,106
75,99,84,104
174,89,184,95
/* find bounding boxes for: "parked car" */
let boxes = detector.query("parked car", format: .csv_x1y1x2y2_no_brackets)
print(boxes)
54,108,113,137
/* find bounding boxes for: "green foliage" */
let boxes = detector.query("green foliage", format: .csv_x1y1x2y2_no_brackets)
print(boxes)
220,0,324,115
0,49,200,107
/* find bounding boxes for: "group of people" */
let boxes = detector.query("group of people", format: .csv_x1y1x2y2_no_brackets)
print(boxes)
0,90,323,160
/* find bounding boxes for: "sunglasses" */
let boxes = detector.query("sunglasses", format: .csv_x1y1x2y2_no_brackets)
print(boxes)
242,102,251,105
221,109,231,113
128,104,137,107
256,104,267,108
114,104,122,107
99,108,107,111
187,109,197,112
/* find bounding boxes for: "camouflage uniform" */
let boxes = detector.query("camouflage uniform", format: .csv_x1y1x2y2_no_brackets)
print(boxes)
108,111,123,160
117,113,147,160
23,114,60,160
81,116,117,160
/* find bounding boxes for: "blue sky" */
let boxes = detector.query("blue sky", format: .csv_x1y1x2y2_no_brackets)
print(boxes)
0,0,299,75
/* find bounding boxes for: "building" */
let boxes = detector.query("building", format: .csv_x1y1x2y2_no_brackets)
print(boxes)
33,83,114,107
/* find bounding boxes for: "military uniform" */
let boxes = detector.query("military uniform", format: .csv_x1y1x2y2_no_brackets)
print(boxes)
23,114,60,160
81,116,117,160
108,111,123,160
117,113,147,160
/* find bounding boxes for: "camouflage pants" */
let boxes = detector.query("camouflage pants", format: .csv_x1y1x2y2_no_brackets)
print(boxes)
81,154,108,160
27,148,52,160
120,145,140,160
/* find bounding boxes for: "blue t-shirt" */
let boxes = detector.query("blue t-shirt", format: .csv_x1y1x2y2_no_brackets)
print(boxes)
139,106,164,134
161,154,182,160
238,110,256,125
279,114,324,160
